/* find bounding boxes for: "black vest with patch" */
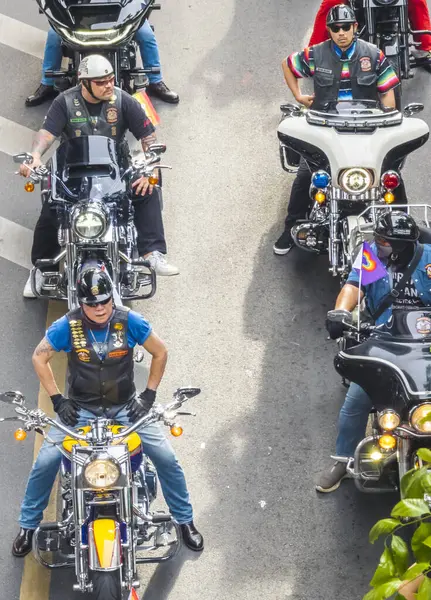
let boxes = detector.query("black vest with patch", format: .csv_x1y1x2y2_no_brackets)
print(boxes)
312,39,381,111
63,85,126,142
67,306,135,411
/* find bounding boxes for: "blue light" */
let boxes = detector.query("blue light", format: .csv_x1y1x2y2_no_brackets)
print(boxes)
312,171,330,189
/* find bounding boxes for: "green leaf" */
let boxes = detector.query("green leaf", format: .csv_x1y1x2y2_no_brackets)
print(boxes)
417,448,431,463
391,535,410,576
402,562,430,581
371,548,397,587
391,499,431,519
423,535,431,548
370,519,400,544
363,579,403,600
417,576,431,600
412,523,431,564
401,466,430,499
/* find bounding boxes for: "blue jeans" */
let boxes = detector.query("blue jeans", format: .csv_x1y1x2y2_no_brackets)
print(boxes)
19,406,193,529
335,383,372,457
41,21,162,86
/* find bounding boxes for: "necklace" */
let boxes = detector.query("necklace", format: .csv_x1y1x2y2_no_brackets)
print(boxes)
89,327,110,360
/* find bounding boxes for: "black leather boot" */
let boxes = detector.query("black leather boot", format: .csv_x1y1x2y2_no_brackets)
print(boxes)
12,528,34,557
25,84,57,107
180,521,204,552
147,81,179,104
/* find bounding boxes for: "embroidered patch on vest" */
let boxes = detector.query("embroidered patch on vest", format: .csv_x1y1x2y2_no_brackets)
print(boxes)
111,126,117,137
76,348,91,362
416,316,431,334
106,108,118,123
113,323,123,330
69,319,87,349
108,349,128,359
112,331,124,348
75,130,82,137
360,57,372,72
316,67,332,74
425,264,431,278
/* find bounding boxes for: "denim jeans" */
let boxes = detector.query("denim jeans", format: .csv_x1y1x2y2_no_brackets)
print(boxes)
41,21,162,86
19,406,193,529
335,383,372,457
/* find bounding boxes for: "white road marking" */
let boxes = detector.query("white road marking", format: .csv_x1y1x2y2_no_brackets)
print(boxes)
0,116,36,157
0,13,46,59
0,217,32,270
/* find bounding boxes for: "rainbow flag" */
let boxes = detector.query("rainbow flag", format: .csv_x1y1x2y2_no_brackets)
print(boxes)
133,89,160,126
352,241,387,285
128,588,139,600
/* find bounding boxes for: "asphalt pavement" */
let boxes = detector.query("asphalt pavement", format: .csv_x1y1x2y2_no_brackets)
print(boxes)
0,1,430,599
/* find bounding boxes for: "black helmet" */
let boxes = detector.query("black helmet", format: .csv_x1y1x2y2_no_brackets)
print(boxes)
77,268,113,305
374,210,419,243
327,4,356,26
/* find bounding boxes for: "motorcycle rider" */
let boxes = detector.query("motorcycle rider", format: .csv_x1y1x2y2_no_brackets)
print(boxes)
273,4,402,256
20,54,178,298
309,0,431,61
12,267,204,556
26,21,179,106
316,210,431,492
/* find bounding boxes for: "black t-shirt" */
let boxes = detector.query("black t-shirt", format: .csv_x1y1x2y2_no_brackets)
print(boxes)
389,265,425,309
43,89,155,140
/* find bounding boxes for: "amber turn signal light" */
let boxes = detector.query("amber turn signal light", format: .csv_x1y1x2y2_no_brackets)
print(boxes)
24,181,35,193
148,176,159,186
170,425,183,437
315,191,326,205
14,429,27,441
378,434,396,451
384,192,395,205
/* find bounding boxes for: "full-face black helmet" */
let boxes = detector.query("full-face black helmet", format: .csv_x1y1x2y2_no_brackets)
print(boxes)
327,4,357,26
77,268,113,305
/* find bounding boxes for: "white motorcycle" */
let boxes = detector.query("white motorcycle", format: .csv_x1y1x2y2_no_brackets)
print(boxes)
278,100,429,278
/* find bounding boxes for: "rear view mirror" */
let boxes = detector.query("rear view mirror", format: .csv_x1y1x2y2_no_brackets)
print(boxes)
13,152,33,164
175,387,201,400
0,391,25,406
404,103,424,117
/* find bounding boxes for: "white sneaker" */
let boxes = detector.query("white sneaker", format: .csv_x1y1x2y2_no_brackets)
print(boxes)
23,270,42,298
144,251,179,276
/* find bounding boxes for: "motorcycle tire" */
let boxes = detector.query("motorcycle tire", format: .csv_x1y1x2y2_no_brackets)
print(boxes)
91,571,126,600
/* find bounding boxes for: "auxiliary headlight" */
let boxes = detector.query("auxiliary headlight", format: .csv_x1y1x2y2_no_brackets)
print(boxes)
84,457,120,489
72,205,107,240
377,410,400,431
339,168,373,194
58,23,134,47
411,403,431,433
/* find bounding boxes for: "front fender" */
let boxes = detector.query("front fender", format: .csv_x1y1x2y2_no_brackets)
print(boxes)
88,519,121,571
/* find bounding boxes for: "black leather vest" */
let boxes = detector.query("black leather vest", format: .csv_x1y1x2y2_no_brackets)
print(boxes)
67,306,135,411
63,85,126,142
312,39,380,110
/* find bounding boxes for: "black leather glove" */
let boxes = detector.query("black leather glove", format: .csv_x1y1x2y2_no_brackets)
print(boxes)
128,388,156,423
51,394,79,427
326,309,352,340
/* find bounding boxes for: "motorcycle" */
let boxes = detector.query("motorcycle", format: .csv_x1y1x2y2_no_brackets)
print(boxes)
350,0,431,109
13,135,172,309
277,99,429,279
333,308,431,495
36,0,161,94
0,386,201,599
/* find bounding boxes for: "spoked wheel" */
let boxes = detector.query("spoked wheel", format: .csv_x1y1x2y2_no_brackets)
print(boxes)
92,571,127,600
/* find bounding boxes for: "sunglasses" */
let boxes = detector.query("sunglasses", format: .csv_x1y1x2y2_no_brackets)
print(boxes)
329,24,353,33
84,297,111,308
92,75,115,88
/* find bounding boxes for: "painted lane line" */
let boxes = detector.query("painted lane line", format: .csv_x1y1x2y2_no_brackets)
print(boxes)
19,301,67,600
0,116,37,158
0,217,33,270
0,13,46,60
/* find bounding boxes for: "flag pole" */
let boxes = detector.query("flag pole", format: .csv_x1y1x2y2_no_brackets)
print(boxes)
357,243,364,336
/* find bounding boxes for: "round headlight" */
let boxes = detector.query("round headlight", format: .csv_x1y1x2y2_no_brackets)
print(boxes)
339,168,373,194
377,410,400,431
72,203,107,240
411,403,431,433
84,457,120,489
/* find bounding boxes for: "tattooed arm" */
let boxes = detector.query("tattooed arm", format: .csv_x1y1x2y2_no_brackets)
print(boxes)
32,337,60,396
141,131,157,152
19,129,56,178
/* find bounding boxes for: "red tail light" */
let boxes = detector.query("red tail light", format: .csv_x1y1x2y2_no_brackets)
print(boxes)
381,171,400,190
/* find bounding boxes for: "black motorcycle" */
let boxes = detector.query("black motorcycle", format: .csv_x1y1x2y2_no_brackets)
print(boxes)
36,0,160,93
334,308,431,495
13,135,172,309
350,0,431,108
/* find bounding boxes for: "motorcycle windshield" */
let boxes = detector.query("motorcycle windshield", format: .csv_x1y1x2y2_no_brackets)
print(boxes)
37,0,150,30
306,100,402,129
336,309,431,407
51,136,127,202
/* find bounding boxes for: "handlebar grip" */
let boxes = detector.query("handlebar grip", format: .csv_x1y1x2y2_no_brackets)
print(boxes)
152,514,172,524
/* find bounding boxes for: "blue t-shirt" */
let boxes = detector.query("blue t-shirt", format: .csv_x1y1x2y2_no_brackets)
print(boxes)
46,309,152,353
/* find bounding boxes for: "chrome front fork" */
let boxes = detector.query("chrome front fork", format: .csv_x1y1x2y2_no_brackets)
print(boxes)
329,195,341,277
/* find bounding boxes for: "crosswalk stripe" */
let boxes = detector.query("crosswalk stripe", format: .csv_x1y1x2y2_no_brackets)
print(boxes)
0,13,45,60
0,217,32,270
0,116,36,157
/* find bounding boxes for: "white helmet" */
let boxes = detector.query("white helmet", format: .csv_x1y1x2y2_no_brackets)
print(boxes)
77,55,114,80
